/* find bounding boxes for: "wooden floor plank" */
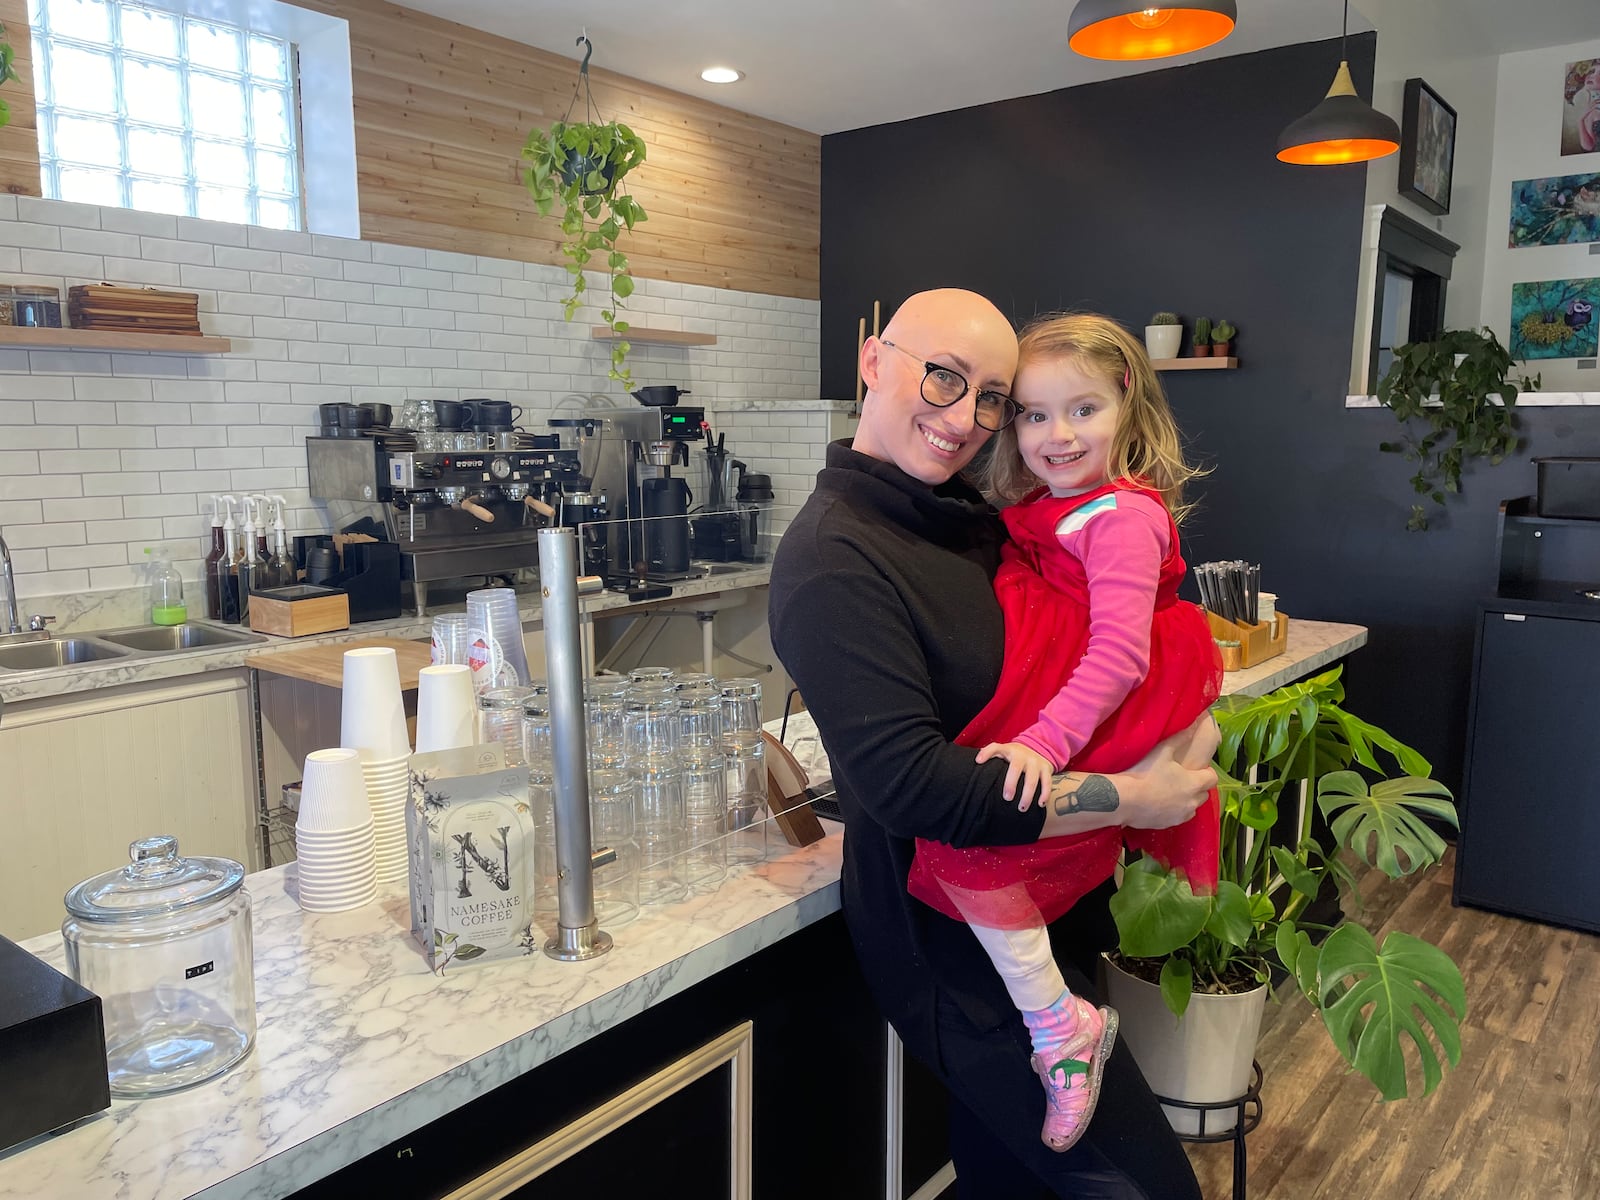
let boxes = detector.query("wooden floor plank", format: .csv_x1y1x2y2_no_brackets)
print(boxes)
1184,849,1600,1199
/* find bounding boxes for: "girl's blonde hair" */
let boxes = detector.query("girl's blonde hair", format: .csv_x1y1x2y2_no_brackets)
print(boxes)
980,312,1205,523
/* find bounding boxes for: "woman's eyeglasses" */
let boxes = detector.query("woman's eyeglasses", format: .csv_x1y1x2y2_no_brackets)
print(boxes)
879,339,1020,432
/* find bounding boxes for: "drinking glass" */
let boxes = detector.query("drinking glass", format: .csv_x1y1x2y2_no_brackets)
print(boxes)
589,768,640,926
478,684,534,767
585,675,630,768
675,673,722,754
629,666,676,688
625,683,681,766
430,613,469,666
719,679,764,752
724,742,768,865
636,765,687,907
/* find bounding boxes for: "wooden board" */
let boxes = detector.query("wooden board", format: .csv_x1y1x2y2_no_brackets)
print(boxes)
0,327,231,353
761,731,825,847
591,326,718,347
246,637,433,690
1151,357,1239,370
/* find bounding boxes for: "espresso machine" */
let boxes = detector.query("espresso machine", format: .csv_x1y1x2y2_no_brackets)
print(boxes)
307,431,581,615
550,405,705,585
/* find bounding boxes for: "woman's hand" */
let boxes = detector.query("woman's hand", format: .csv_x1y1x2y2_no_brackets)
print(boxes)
976,741,1058,811
1117,712,1219,830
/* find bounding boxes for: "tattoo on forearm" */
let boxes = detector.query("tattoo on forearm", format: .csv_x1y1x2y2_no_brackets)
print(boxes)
1051,773,1119,817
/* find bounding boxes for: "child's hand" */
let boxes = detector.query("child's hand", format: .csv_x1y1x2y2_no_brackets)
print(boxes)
976,742,1058,812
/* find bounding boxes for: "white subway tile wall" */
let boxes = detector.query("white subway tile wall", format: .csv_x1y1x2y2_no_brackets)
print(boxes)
0,196,832,603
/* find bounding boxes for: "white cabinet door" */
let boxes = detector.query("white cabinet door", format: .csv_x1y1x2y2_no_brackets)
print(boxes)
0,672,257,941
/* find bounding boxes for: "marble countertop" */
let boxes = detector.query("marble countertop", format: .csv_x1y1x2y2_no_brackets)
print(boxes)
2,830,843,1200
0,565,772,705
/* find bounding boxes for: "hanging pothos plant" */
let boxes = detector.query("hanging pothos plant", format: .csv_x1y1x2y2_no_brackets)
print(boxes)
0,22,21,129
1376,327,1539,531
521,34,648,387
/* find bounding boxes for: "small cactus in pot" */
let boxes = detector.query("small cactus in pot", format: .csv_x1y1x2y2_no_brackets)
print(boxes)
1145,312,1183,360
1192,316,1212,357
1211,318,1237,358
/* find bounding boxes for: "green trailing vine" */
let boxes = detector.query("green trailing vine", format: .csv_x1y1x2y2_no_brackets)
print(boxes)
1376,328,1538,531
520,35,648,387
0,22,20,129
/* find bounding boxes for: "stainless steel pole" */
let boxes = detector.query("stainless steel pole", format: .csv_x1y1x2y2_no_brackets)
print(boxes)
537,527,613,961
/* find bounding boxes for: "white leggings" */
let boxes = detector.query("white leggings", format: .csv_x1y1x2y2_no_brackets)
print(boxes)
967,922,1069,1013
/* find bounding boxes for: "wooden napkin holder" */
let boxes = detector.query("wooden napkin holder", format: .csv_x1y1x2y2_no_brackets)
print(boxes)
248,584,350,637
761,731,826,847
1206,610,1288,671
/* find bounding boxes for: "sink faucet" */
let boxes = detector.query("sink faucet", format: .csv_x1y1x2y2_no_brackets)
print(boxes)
0,527,19,635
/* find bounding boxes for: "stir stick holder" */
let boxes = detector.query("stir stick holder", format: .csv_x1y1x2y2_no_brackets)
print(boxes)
1206,610,1288,671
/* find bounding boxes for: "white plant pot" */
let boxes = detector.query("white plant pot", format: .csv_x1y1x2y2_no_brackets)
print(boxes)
1144,325,1182,361
1102,954,1268,1136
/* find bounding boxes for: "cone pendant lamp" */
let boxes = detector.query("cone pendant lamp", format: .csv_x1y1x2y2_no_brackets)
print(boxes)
1276,1,1400,165
1068,0,1237,61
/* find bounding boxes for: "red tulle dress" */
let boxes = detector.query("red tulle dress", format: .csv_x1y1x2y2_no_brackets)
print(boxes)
906,482,1223,930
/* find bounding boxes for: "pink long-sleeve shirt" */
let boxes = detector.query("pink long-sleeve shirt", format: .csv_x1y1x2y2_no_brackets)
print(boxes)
1010,489,1171,768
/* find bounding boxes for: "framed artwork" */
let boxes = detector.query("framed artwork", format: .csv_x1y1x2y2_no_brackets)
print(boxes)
1561,59,1599,156
1509,278,1598,361
1508,173,1600,248
1398,78,1457,216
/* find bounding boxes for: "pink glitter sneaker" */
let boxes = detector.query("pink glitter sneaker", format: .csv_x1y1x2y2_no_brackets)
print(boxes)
1029,997,1119,1153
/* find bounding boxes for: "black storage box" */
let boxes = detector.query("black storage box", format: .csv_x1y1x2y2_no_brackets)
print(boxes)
1534,457,1600,520
0,935,110,1152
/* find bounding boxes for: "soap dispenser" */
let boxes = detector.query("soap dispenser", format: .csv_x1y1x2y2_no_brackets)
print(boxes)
215,496,241,625
145,548,187,626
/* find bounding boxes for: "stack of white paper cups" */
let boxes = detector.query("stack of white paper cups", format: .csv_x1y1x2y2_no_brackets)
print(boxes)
339,646,411,882
416,664,476,753
294,748,377,912
465,588,530,691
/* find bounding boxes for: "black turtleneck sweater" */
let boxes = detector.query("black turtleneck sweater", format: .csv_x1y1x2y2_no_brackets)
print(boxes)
770,441,1071,1058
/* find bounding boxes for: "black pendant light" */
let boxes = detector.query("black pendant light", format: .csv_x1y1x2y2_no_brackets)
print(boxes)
1276,0,1400,165
1067,0,1237,61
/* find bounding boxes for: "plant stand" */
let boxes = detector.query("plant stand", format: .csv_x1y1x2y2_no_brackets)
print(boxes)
1154,1060,1262,1200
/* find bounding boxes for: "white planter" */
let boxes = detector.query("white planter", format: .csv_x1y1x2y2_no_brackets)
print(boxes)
1144,325,1182,361
1102,955,1267,1136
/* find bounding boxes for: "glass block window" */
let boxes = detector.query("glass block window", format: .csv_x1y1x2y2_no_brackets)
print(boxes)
29,0,303,229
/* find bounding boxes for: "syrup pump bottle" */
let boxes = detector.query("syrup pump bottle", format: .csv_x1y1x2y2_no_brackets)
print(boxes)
214,496,242,624
236,496,261,622
267,495,294,588
203,495,227,620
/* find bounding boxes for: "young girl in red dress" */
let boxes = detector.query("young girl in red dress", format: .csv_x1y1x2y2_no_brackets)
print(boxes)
906,313,1223,1154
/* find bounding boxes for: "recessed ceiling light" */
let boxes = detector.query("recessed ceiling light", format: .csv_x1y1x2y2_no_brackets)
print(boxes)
700,66,744,84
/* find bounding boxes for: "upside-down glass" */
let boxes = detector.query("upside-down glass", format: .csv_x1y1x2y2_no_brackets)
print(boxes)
636,765,688,906
588,769,640,926
675,672,722,753
585,675,630,768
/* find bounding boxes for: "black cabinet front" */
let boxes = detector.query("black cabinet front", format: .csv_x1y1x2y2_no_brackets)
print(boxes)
1457,608,1600,933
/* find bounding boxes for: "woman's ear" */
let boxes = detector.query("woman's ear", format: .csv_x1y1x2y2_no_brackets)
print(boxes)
860,336,884,391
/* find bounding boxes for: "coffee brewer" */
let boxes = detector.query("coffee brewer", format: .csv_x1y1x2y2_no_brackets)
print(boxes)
307,431,581,615
550,405,704,584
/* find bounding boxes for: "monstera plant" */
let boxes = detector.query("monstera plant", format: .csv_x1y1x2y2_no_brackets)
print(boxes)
1108,667,1466,1101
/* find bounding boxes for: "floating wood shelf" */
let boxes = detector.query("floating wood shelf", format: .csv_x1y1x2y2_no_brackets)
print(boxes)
1152,357,1238,371
0,327,232,354
591,326,718,347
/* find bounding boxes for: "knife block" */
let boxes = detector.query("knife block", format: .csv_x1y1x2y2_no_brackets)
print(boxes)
1206,610,1288,671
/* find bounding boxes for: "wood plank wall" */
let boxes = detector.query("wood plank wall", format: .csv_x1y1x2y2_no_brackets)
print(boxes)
0,0,820,300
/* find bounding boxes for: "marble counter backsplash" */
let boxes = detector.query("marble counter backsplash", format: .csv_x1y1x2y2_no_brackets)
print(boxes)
3,832,845,1200
17,584,150,635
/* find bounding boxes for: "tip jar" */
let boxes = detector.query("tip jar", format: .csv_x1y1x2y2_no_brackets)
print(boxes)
62,835,256,1097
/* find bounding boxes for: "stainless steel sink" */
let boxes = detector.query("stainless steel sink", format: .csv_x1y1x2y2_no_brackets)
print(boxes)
94,623,267,653
0,637,135,671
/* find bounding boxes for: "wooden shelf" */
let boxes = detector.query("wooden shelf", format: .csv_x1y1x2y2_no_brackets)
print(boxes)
591,326,718,347
0,327,232,354
1152,357,1238,371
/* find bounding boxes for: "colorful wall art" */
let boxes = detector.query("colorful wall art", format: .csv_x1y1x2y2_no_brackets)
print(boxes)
1510,278,1599,360
1562,59,1599,156
1509,173,1600,247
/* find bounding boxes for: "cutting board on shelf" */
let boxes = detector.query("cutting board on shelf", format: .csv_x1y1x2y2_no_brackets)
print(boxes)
245,637,433,690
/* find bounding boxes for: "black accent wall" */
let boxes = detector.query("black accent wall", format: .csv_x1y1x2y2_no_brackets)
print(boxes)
820,35,1600,793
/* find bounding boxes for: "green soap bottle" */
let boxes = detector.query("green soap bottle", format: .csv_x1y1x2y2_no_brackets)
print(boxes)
145,547,188,626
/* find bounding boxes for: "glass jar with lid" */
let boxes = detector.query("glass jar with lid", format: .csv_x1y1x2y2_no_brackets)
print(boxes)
61,835,256,1097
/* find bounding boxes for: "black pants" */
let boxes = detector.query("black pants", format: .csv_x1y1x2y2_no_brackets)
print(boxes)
928,898,1202,1199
